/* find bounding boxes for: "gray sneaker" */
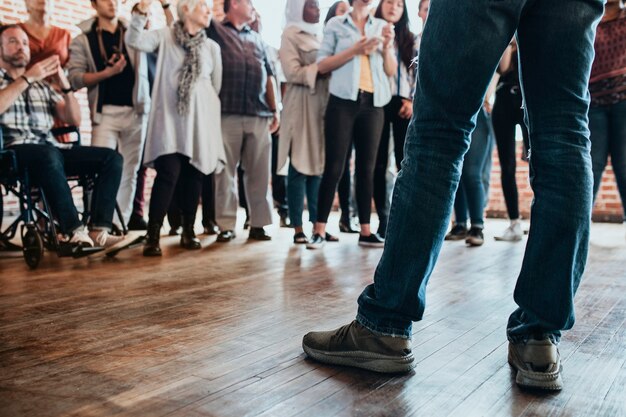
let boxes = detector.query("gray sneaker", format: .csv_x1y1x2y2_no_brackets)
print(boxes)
302,320,415,373
508,338,563,390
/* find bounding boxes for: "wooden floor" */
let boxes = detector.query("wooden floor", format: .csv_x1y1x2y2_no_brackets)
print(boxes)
0,215,624,417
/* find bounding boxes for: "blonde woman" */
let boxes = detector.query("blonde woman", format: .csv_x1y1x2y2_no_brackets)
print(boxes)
127,0,225,256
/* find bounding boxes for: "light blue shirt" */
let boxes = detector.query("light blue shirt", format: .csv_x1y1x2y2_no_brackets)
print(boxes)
318,14,392,108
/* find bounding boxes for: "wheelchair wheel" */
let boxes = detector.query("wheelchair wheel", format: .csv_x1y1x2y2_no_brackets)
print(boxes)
21,224,44,269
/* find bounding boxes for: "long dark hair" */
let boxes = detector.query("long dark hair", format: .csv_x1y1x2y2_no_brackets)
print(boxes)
374,1,415,70
324,1,347,25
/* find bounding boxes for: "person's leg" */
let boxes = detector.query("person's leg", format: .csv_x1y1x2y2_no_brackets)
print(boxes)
354,0,519,336
12,144,82,234
61,146,123,232
315,96,359,227
392,102,410,172
215,116,244,232
462,109,491,228
287,164,306,229
337,150,352,222
306,174,322,225
373,101,393,234
148,154,183,224
178,156,204,249
201,173,217,228
506,0,602,342
607,100,626,221
129,164,148,227
588,106,609,202
115,111,146,225
492,90,521,221
353,98,385,237
271,132,289,223
241,116,274,230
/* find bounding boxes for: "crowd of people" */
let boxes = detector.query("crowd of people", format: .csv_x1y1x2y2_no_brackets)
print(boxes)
0,0,624,257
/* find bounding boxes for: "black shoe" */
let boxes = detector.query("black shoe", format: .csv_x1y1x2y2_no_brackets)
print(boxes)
249,227,271,241
217,230,236,242
180,215,201,250
168,226,181,236
445,224,468,241
339,218,359,233
143,221,162,257
465,227,484,247
377,216,387,239
358,233,385,248
127,214,148,231
203,221,219,235
306,233,325,249
243,216,250,230
293,232,308,244
325,232,339,242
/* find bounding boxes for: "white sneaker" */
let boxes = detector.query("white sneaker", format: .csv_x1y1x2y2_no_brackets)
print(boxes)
495,221,523,242
69,226,94,247
89,230,128,249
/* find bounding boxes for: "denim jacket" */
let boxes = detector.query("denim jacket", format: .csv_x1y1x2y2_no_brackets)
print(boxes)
318,14,392,108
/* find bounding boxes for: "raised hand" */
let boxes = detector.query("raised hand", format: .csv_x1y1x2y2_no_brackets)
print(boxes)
137,0,154,13
25,55,60,82
382,23,395,49
353,37,381,56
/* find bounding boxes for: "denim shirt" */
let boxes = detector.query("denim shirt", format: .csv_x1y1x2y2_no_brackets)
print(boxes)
318,14,392,107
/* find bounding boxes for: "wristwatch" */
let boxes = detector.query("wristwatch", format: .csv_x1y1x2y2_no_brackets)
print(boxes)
61,87,74,94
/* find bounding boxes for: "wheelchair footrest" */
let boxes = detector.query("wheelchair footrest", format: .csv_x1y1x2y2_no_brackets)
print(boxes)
0,239,21,252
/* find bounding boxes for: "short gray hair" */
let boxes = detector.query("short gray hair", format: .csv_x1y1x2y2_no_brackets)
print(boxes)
177,0,212,21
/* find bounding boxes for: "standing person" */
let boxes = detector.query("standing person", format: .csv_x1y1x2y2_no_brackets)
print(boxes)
19,0,71,68
416,0,429,48
278,0,328,244
372,0,416,238
324,0,357,234
127,0,225,256
491,39,529,242
589,0,626,226
128,0,174,232
67,0,150,229
302,0,602,392
207,0,280,243
306,0,397,249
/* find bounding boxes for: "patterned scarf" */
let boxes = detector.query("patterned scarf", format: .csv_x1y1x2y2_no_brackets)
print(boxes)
173,21,206,115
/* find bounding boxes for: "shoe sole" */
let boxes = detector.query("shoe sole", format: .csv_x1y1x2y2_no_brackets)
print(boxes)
358,242,385,248
465,238,484,246
306,243,325,249
508,353,563,391
303,342,415,374
494,236,523,242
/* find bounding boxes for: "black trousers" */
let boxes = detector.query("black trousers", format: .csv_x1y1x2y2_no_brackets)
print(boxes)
316,94,384,224
373,96,411,224
149,153,203,224
492,86,529,220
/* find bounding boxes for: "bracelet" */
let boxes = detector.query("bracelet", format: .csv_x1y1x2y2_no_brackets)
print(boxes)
61,87,74,94
162,2,170,9
20,75,32,86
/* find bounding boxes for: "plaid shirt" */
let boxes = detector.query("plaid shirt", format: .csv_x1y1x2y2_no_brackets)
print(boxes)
0,68,62,148
207,19,274,117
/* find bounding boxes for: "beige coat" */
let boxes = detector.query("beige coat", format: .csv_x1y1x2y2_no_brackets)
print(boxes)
277,26,329,177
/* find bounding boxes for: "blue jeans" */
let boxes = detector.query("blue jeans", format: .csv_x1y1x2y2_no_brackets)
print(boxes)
11,143,122,234
287,164,321,228
356,0,602,342
453,109,495,227
589,100,626,221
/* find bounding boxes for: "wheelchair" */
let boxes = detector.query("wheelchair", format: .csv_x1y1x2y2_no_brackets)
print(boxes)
0,127,128,269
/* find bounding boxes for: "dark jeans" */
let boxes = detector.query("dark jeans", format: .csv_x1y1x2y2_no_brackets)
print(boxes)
589,100,626,221
356,0,601,341
149,153,203,224
271,132,288,216
287,164,321,227
453,109,495,226
374,95,410,226
337,145,354,221
317,94,384,225
11,143,122,234
492,85,530,220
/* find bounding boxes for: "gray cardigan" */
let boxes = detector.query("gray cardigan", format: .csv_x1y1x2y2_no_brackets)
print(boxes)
67,18,151,125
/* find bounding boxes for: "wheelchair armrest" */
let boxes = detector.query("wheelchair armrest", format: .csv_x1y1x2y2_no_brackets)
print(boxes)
51,126,81,146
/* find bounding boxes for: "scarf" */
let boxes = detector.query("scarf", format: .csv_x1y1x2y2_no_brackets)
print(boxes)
173,21,206,115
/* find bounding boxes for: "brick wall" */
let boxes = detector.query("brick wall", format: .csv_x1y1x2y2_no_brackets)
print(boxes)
1,0,623,223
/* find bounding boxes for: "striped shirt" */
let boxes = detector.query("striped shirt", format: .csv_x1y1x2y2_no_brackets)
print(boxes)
0,68,62,148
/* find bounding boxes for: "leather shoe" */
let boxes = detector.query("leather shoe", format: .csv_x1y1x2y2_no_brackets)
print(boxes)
339,219,359,234
249,227,271,241
203,221,219,235
216,230,236,242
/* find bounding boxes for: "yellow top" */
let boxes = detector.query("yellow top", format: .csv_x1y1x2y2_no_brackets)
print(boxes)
358,55,374,93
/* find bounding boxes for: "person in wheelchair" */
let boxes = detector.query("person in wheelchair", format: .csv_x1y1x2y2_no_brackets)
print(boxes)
0,24,123,248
